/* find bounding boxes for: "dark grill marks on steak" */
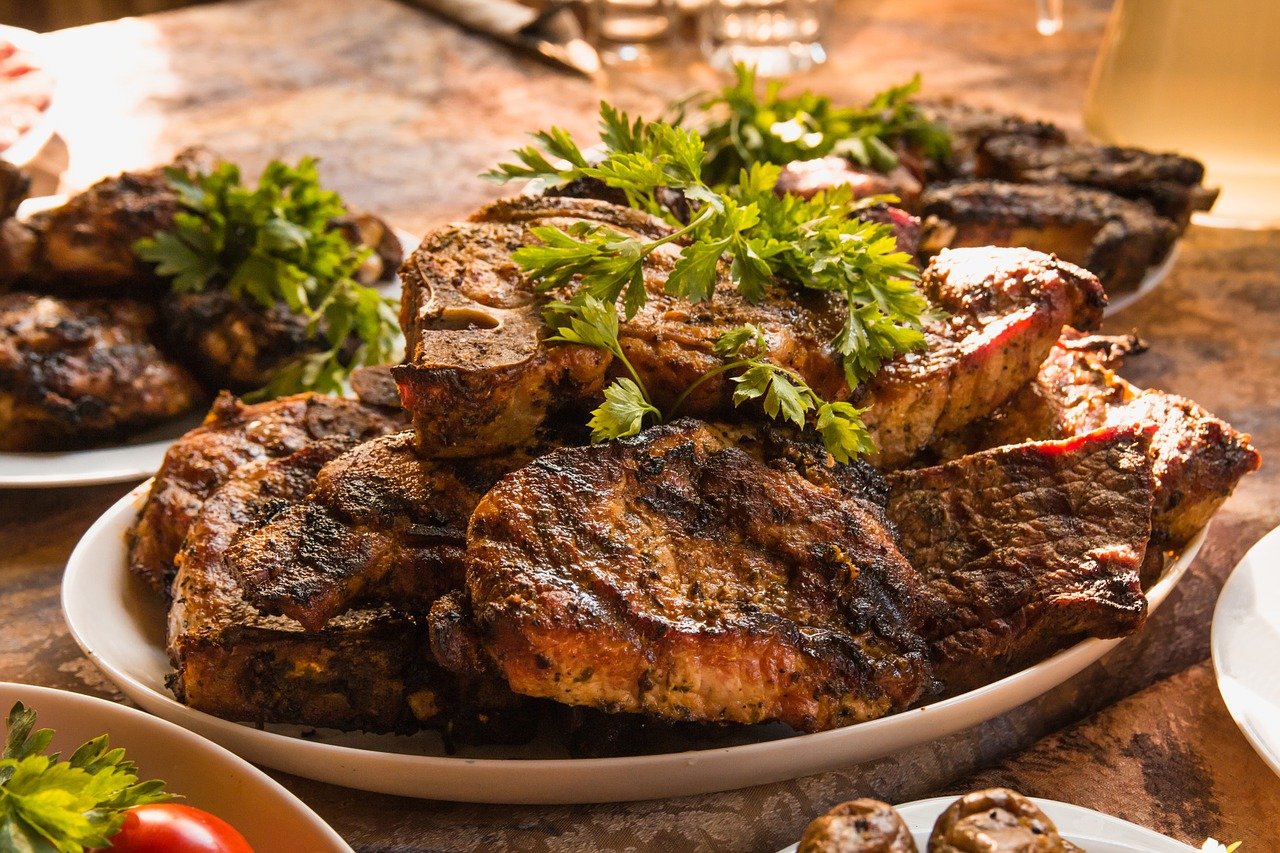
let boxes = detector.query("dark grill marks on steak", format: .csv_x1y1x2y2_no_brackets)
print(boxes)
925,330,1261,571
887,427,1156,693
227,431,547,631
464,419,933,733
859,246,1105,468
396,196,1104,463
127,391,407,596
918,181,1177,296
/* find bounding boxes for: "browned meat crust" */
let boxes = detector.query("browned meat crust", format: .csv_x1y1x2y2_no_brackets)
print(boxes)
227,431,544,631
465,419,933,733
977,133,1218,227
927,331,1261,565
127,391,406,596
887,427,1155,693
798,798,917,852
397,197,1102,463
919,180,1177,296
921,100,1069,180
0,292,202,451
860,247,1104,468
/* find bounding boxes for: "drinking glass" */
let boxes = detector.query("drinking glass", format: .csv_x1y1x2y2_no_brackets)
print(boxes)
699,0,832,77
591,0,674,64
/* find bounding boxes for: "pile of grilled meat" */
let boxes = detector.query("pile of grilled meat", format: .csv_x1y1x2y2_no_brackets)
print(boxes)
127,191,1258,755
771,101,1218,298
0,152,401,451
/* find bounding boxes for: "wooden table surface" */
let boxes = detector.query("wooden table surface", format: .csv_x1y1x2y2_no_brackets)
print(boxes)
5,0,1279,849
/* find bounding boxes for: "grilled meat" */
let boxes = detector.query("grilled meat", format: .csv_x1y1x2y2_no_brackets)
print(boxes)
0,159,27,221
774,156,923,208
977,134,1218,227
463,419,933,733
0,292,202,451
921,100,1067,180
887,427,1155,692
860,246,1104,468
927,330,1261,569
919,180,1177,296
127,391,406,596
167,440,533,740
396,196,1102,462
228,431,546,631
798,799,917,853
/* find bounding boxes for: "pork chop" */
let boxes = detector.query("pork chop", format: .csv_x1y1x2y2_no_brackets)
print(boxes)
887,426,1156,692
463,419,934,733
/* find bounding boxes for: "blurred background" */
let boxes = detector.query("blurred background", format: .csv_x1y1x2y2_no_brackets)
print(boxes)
0,1,209,31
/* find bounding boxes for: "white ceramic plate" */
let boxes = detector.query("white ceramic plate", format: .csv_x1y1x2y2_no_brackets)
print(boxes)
1212,524,1280,779
0,681,351,852
0,194,415,488
0,25,56,169
62,482,1206,804
776,795,1198,852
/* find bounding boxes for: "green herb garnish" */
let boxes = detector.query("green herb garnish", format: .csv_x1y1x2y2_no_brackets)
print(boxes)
134,157,402,398
486,105,926,460
0,702,172,852
674,64,950,187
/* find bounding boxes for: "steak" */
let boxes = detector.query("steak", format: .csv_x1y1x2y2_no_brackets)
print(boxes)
0,292,203,451
396,196,1103,463
887,426,1155,692
227,431,547,631
167,440,534,740
918,180,1177,296
927,330,1261,566
127,391,406,596
462,419,934,733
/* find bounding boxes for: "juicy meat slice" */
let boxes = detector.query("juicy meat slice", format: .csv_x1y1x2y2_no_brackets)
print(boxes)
928,330,1261,561
774,156,924,208
397,196,1103,462
465,419,933,733
227,431,544,631
918,180,1177,296
886,427,1155,692
127,391,406,596
0,292,202,451
976,133,1218,227
167,440,536,741
859,246,1105,468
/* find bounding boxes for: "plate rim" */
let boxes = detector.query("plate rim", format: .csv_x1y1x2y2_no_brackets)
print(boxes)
0,680,353,853
1211,523,1280,779
62,480,1207,803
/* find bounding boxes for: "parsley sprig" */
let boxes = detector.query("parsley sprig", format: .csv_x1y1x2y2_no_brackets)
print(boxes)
134,157,402,398
676,64,951,187
1,702,173,852
486,105,927,459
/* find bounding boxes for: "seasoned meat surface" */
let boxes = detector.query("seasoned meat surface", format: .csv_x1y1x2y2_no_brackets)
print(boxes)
228,431,545,631
465,419,933,732
887,427,1155,692
798,799,918,852
127,391,406,595
0,292,202,450
860,246,1104,467
928,330,1261,564
919,180,1177,296
397,196,1102,462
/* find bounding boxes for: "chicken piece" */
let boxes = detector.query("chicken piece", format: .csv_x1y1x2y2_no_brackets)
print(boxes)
0,293,202,451
977,133,1217,227
928,789,1082,852
395,196,1103,462
167,440,537,741
859,246,1104,468
127,391,407,596
798,799,918,853
926,330,1261,570
227,431,547,631
887,427,1155,692
918,180,1177,297
1,161,35,290
463,419,934,733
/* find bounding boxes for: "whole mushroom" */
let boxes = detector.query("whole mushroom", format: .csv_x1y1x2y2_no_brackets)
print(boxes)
798,798,919,852
928,788,1083,852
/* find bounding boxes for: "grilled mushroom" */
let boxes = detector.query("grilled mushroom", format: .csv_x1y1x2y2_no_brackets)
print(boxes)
928,789,1082,852
798,798,918,852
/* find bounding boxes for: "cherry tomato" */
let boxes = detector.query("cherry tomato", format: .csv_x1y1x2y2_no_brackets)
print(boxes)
105,803,253,853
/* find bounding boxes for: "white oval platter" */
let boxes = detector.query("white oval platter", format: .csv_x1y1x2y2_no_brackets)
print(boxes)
62,480,1206,804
